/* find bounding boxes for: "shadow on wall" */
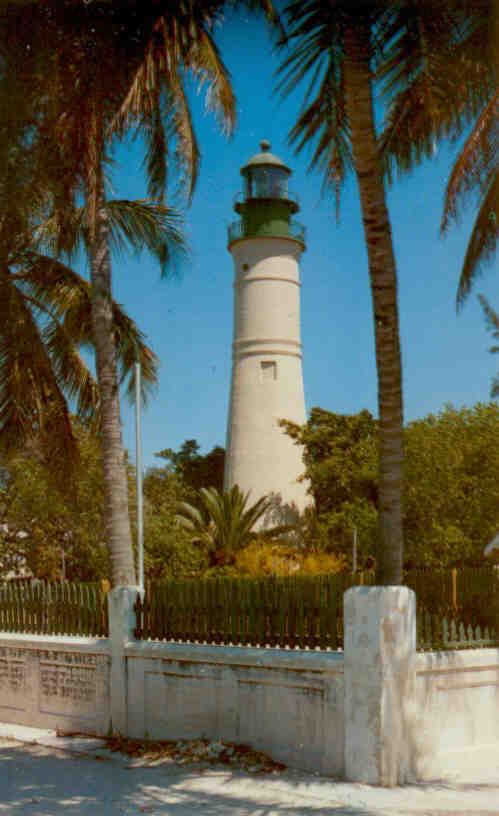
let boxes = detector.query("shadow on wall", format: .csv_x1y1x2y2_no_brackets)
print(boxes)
260,493,301,533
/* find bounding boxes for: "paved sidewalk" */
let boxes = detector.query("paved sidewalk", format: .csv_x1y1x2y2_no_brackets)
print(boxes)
1,725,498,815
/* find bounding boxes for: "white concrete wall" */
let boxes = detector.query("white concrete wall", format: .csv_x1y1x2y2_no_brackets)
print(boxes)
413,647,499,779
0,633,110,736
125,640,345,776
2,591,498,786
225,236,312,515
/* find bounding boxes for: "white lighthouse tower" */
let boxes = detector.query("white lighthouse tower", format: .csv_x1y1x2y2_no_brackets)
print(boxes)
224,141,311,519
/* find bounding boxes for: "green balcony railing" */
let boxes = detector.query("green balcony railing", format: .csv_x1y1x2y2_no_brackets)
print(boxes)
228,218,306,245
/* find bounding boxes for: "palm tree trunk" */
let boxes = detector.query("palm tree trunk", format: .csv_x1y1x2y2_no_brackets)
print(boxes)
88,165,136,586
343,22,404,585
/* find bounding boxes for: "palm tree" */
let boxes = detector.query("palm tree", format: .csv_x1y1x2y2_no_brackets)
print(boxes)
277,1,417,583
0,131,182,502
1,0,278,585
380,1,497,307
176,486,272,565
0,203,181,470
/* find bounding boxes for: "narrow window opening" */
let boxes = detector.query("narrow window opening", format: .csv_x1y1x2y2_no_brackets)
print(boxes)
261,361,277,382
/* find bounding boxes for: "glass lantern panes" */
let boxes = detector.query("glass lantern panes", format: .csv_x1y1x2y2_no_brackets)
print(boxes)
245,166,289,199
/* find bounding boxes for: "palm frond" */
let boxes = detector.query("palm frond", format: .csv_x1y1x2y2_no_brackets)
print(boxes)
380,3,495,180
478,294,499,398
111,305,159,405
43,319,99,420
186,28,236,138
141,97,169,202
457,173,499,307
17,252,159,403
442,92,498,231
105,199,187,277
33,206,84,261
277,3,351,211
0,276,79,485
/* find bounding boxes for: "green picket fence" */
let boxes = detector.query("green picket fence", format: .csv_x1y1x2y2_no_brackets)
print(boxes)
407,566,499,650
417,613,498,650
134,575,359,649
134,567,499,651
1,567,497,649
0,581,109,637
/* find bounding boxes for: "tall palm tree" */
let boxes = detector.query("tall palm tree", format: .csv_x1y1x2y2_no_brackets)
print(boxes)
380,0,497,307
1,0,278,585
0,202,180,475
177,486,272,565
0,140,178,484
277,2,489,583
277,1,414,583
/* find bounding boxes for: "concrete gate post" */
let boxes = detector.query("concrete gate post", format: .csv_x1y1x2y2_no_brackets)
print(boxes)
343,586,416,786
108,586,140,735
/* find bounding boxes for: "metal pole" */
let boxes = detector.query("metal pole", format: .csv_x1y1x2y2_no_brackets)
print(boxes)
135,362,144,591
352,525,358,574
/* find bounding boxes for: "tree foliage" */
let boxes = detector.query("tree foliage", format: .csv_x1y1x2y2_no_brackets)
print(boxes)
155,439,225,492
141,467,207,580
284,403,499,569
403,403,499,567
0,423,109,581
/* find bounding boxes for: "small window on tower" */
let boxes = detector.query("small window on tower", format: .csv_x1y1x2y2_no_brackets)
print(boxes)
260,361,277,382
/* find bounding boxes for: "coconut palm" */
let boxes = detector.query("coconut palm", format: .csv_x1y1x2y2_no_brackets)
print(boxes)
1,0,278,585
277,1,491,584
277,1,417,583
0,186,181,489
176,486,272,565
0,135,183,581
380,1,497,307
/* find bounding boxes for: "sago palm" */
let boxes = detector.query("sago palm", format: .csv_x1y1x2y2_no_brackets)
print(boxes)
176,486,271,565
1,0,278,585
380,0,497,307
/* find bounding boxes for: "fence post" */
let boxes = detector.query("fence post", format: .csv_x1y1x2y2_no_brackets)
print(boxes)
108,585,140,736
343,586,416,786
451,568,458,612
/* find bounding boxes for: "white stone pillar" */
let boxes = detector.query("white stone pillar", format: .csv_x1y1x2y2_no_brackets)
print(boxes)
343,586,416,786
108,586,140,736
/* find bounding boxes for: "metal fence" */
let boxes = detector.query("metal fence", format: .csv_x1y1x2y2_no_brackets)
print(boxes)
227,218,306,245
406,566,499,650
134,567,499,651
1,567,497,650
134,575,354,650
0,581,109,637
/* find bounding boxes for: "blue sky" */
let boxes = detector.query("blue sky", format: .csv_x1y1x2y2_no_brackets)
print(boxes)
98,10,496,468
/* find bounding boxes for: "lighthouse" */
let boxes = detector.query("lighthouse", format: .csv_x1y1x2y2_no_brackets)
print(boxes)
224,141,311,520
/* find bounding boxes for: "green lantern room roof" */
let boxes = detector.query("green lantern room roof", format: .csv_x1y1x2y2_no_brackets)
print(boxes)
240,140,291,175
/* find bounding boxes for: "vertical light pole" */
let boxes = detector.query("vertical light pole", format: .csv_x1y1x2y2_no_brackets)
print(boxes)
135,362,144,591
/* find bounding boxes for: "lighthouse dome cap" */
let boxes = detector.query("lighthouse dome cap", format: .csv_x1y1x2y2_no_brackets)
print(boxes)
240,140,291,175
